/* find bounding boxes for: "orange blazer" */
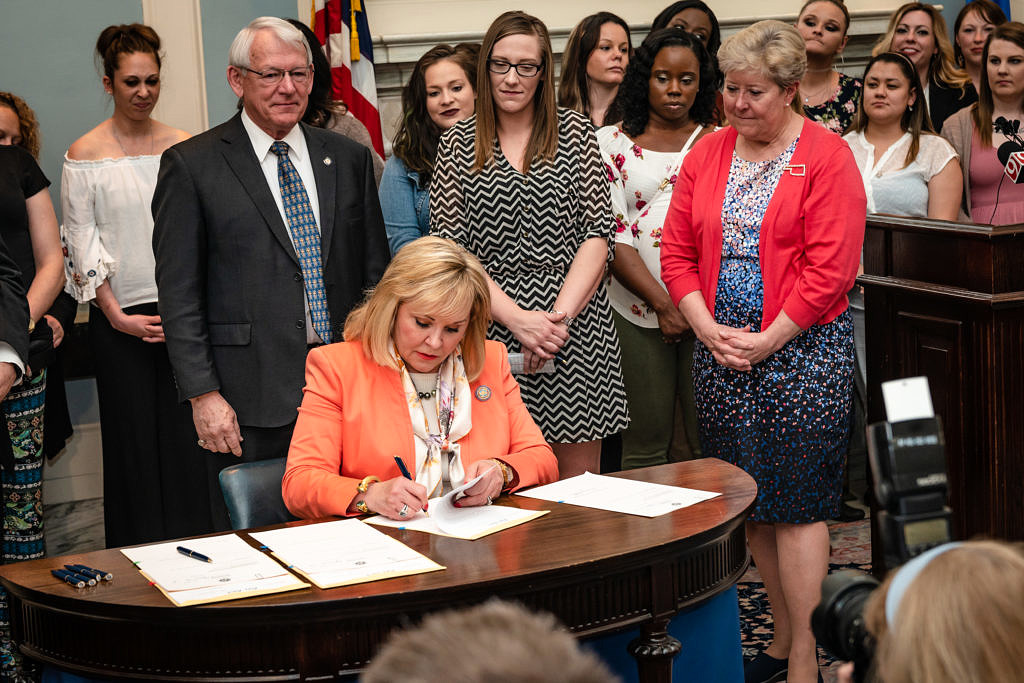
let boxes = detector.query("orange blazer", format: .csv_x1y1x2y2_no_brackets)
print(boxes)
282,339,558,519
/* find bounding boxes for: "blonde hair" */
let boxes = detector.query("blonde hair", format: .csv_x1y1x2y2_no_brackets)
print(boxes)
473,11,558,173
343,237,491,380
717,20,806,114
865,540,1024,683
872,3,970,92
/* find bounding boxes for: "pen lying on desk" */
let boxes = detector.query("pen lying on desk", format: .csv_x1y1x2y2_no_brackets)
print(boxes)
177,546,212,563
51,569,86,588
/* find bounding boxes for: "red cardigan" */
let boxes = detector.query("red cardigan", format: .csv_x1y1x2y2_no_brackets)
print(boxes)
660,119,866,330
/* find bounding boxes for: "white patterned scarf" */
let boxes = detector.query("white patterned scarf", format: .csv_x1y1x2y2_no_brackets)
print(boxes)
392,343,473,498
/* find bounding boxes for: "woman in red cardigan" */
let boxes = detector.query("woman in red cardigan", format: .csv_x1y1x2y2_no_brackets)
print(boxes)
283,237,558,521
660,21,865,683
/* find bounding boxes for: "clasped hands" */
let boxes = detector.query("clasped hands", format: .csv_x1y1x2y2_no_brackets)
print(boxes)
509,309,569,374
357,459,506,520
698,323,777,372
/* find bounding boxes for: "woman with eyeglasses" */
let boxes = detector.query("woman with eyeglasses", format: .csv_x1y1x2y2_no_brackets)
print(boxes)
432,11,629,479
62,24,213,547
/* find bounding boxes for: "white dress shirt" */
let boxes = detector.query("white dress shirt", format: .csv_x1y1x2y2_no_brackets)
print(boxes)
240,109,324,344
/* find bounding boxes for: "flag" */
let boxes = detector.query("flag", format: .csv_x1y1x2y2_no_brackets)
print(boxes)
312,0,384,156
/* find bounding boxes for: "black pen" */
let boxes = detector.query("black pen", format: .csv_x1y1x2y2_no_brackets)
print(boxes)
394,455,413,480
51,569,85,588
176,546,212,563
67,564,113,581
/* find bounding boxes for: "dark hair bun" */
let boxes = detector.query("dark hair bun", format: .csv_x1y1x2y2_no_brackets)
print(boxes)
96,23,162,79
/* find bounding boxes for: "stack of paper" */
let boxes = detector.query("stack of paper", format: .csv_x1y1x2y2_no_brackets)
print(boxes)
367,473,548,540
121,534,309,607
251,519,444,589
516,471,721,517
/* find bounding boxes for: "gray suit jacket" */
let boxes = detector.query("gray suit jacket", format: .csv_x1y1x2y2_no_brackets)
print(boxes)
152,113,389,428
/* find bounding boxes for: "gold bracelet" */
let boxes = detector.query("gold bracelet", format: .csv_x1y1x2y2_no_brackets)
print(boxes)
494,460,514,490
357,475,380,493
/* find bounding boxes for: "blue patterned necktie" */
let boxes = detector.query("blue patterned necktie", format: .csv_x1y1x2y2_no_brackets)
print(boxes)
270,141,331,343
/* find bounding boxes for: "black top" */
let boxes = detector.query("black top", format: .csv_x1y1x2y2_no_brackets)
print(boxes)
0,145,49,288
928,77,977,133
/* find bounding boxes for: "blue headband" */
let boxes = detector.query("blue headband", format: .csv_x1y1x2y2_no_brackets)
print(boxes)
885,542,963,627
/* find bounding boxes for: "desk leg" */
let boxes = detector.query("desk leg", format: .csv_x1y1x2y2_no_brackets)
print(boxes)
628,617,681,683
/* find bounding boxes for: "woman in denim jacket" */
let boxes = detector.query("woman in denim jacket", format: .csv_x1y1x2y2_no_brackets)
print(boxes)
380,43,479,254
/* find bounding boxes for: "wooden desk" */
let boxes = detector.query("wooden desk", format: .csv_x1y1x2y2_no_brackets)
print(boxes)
0,459,755,682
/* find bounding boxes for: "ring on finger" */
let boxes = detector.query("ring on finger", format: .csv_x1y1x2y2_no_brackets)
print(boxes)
399,503,409,517
197,439,206,447
485,496,493,505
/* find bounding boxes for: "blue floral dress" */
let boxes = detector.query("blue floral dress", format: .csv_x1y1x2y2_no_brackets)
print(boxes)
693,139,853,523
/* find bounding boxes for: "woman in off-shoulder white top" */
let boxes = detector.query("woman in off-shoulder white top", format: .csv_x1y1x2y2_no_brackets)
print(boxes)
62,23,213,547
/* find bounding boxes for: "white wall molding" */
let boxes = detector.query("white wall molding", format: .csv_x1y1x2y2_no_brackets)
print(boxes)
370,9,894,152
143,0,209,134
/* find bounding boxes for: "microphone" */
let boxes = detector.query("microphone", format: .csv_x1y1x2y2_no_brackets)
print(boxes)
994,117,1024,183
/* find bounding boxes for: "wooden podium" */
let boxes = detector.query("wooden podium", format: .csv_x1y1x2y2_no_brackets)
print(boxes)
860,215,1024,551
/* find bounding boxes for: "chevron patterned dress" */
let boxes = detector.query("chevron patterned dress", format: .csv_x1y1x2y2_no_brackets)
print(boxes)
431,109,630,443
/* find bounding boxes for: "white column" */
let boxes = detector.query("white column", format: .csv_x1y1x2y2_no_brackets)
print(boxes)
142,0,210,135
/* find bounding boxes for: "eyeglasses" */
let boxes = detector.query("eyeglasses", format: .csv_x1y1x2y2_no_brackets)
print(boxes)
487,59,542,78
239,66,313,86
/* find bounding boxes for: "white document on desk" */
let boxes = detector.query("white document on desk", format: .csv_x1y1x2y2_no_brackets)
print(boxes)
251,518,444,589
121,533,309,606
515,471,721,517
367,474,547,540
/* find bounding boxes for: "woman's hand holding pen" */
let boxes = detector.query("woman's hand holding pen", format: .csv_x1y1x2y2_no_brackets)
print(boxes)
360,477,428,520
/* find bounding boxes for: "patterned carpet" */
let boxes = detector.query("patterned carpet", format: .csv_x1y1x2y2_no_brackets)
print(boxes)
738,517,871,681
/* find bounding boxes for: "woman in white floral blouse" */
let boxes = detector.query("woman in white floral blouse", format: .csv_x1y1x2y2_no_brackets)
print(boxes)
597,28,715,469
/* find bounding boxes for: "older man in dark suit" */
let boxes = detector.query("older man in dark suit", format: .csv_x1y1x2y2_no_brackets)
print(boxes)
153,17,389,529
0,234,28,402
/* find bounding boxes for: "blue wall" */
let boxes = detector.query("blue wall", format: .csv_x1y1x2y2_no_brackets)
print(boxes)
201,0,298,126
0,0,144,218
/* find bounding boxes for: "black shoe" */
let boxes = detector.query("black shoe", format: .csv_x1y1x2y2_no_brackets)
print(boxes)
834,502,866,522
744,651,788,683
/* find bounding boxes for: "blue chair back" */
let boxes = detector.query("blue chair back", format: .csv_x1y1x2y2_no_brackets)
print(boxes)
218,457,297,530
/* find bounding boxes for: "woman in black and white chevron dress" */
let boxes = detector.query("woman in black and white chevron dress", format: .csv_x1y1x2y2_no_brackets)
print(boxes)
431,10,629,478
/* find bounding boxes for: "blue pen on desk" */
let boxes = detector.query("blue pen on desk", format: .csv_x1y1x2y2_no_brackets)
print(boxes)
51,569,86,589
68,564,113,582
176,546,212,563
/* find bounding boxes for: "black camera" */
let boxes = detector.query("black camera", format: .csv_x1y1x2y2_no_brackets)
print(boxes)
811,416,952,682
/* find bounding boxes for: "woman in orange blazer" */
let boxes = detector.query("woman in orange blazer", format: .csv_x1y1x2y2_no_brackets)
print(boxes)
283,237,559,520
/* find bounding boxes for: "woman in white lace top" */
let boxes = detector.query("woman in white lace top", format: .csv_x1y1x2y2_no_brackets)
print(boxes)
62,24,212,547
843,52,962,219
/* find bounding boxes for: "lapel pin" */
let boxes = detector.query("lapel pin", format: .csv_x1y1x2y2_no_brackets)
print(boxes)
475,386,492,401
323,156,332,166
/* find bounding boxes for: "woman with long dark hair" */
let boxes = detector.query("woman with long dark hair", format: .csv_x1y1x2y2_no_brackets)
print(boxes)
432,11,629,478
380,43,478,254
943,21,1024,224
845,52,961,218
557,12,631,127
953,0,1007,93
597,28,715,469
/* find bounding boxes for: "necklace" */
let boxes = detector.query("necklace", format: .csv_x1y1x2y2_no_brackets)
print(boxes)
112,120,154,157
416,389,437,401
800,71,836,104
